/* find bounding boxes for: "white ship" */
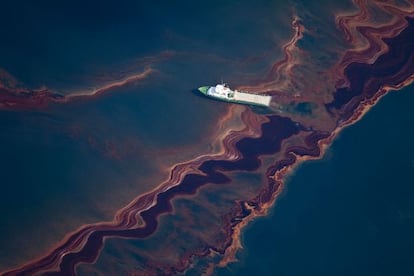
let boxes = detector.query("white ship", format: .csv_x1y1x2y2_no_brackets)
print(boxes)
198,84,272,107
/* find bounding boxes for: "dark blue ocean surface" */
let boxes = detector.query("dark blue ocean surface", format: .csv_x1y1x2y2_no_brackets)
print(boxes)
219,85,414,276
2,0,413,273
0,0,298,269
0,0,292,90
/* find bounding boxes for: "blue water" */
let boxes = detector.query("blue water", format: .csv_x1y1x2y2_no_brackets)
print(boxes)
0,0,292,90
0,0,295,269
2,0,413,273
219,85,414,275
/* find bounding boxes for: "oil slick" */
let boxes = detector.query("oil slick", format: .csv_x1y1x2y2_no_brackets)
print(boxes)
1,0,414,274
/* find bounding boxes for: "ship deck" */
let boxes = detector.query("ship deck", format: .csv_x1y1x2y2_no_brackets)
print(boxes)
233,91,272,106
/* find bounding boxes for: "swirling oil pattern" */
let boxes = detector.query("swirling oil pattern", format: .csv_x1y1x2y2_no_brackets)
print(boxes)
0,0,413,275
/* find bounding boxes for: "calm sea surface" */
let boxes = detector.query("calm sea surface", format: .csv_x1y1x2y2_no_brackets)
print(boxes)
1,0,412,273
219,85,414,276
0,0,295,269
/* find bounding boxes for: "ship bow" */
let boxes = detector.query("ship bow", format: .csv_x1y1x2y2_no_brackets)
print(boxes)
198,86,209,95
